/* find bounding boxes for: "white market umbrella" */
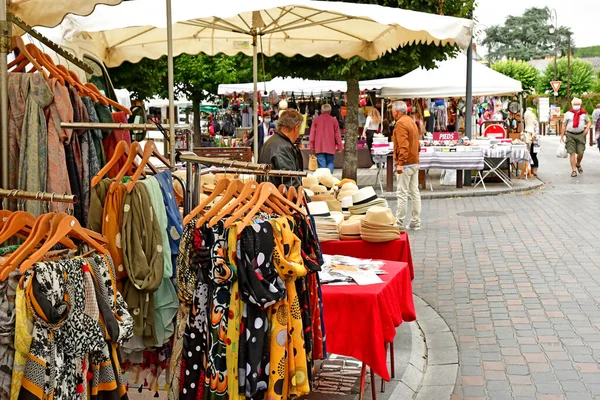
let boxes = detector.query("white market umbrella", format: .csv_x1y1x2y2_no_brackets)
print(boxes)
62,0,474,157
0,0,125,189
360,54,523,98
218,77,347,96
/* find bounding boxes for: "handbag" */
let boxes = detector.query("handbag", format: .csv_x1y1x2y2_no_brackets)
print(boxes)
308,154,318,171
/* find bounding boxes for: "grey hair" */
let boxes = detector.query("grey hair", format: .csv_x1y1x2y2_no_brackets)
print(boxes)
278,109,304,131
393,101,408,114
321,103,332,113
572,97,582,105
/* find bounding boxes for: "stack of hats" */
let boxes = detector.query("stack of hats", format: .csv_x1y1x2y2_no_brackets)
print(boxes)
360,206,402,243
337,182,359,200
349,187,387,215
307,201,344,242
339,218,361,240
302,175,319,189
341,196,353,217
314,168,341,190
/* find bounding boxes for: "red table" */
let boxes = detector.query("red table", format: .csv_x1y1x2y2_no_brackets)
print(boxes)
320,260,416,382
320,234,414,279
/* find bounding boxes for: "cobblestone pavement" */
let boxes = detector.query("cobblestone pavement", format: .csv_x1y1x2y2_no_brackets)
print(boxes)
407,135,600,400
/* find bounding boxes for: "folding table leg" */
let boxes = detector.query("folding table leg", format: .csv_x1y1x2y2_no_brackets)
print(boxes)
390,342,395,378
370,367,377,400
359,362,367,400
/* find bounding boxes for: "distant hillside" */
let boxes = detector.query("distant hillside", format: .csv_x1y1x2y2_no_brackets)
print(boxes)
574,46,600,58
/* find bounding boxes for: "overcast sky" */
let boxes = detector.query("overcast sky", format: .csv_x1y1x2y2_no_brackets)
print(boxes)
474,0,598,53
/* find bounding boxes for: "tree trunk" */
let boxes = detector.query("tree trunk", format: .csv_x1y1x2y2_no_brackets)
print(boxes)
343,73,359,181
192,98,202,145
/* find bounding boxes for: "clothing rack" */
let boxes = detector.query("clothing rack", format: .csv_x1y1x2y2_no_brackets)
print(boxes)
177,151,271,171
61,122,190,131
200,167,307,177
0,188,77,203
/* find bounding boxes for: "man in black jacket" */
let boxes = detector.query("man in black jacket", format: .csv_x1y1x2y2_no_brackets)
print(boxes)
258,109,304,187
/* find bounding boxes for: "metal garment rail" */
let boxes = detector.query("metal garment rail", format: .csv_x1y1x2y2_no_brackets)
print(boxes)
177,152,271,172
0,188,77,204
60,122,191,131
199,167,307,177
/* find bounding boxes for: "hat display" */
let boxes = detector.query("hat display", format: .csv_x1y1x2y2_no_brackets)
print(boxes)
319,174,340,189
307,201,341,241
349,187,387,215
341,196,353,213
302,175,319,188
340,182,358,192
313,168,332,179
310,185,328,195
360,206,401,243
339,219,361,240
339,178,357,188
311,194,336,202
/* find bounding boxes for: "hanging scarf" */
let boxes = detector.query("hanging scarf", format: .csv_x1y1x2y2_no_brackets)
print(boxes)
570,108,588,129
20,259,105,400
121,182,165,348
267,217,310,400
237,220,287,398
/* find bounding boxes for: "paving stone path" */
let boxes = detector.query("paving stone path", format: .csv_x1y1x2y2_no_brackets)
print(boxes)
408,136,600,400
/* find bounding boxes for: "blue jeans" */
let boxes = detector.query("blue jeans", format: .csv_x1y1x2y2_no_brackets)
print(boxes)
316,153,335,173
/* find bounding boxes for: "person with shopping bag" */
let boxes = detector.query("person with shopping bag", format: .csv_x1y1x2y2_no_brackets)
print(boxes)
561,98,591,177
309,104,343,173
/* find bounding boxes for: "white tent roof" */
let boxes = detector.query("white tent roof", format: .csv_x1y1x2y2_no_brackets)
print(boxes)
10,0,122,29
61,0,474,67
360,54,523,98
218,77,347,96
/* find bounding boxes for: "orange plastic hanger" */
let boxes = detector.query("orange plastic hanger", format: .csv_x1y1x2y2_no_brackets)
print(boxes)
0,211,36,244
199,179,245,228
25,45,65,85
8,36,48,79
183,178,230,226
83,83,109,106
125,141,155,192
221,181,277,228
214,180,258,228
20,215,108,273
109,142,144,193
0,210,11,230
92,140,129,187
85,83,132,115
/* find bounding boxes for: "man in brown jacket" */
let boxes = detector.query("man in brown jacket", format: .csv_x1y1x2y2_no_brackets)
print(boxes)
392,101,421,230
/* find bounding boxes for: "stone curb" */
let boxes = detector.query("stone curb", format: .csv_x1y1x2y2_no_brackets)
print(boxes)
376,180,544,201
389,295,459,400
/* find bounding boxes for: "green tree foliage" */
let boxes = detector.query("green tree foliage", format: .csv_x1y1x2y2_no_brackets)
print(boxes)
265,0,476,179
491,59,539,91
482,7,573,63
109,53,254,138
537,58,593,97
574,46,600,58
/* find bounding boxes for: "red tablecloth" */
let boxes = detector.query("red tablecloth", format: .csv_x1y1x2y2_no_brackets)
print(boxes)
320,260,416,381
320,234,414,279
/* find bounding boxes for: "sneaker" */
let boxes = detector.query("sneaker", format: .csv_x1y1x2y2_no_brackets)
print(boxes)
406,224,421,231
369,164,378,170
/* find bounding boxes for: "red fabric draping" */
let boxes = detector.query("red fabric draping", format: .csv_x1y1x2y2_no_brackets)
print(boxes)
103,111,132,178
321,260,416,381
320,234,414,279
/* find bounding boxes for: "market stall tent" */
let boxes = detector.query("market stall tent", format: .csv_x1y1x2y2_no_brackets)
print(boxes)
360,54,523,98
218,77,347,96
59,0,474,157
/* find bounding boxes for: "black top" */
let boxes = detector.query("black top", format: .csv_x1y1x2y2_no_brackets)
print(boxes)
257,131,303,187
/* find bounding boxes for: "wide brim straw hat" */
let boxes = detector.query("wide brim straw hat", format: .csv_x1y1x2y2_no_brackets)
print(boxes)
307,201,330,217
310,185,328,195
362,206,396,226
313,168,333,179
302,175,319,188
320,174,341,189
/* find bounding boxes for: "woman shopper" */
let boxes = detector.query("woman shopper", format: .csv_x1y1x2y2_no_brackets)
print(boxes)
361,107,382,169
523,107,539,177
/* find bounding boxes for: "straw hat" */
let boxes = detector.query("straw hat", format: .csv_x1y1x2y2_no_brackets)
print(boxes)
339,178,357,188
313,168,332,179
352,187,378,206
341,196,353,213
339,219,361,240
363,206,396,226
325,199,342,213
311,193,336,202
201,173,216,186
310,185,328,195
307,201,330,217
319,174,340,189
302,175,319,188
340,182,358,192
303,189,315,197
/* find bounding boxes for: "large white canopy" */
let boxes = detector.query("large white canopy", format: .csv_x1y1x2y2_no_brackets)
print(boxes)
360,54,523,98
61,0,474,67
8,0,122,28
218,77,347,96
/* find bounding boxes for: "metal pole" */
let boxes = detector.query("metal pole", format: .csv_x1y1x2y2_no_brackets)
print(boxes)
567,37,571,102
166,0,176,170
0,4,9,189
464,38,474,187
553,9,557,82
252,33,259,159
61,122,189,130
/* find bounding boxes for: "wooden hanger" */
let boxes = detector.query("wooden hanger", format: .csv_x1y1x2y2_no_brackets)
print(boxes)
0,210,11,230
85,83,133,115
236,182,305,233
109,141,143,193
199,179,245,228
20,215,108,273
0,211,36,244
216,180,259,228
25,45,65,85
278,184,287,195
126,141,155,192
39,52,76,85
183,178,230,226
8,36,48,79
92,140,129,187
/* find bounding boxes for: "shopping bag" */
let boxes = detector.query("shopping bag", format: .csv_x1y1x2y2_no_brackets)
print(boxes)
308,154,318,171
556,141,567,158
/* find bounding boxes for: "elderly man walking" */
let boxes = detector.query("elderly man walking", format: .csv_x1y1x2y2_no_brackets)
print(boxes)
392,101,421,230
561,97,591,177
309,104,343,173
